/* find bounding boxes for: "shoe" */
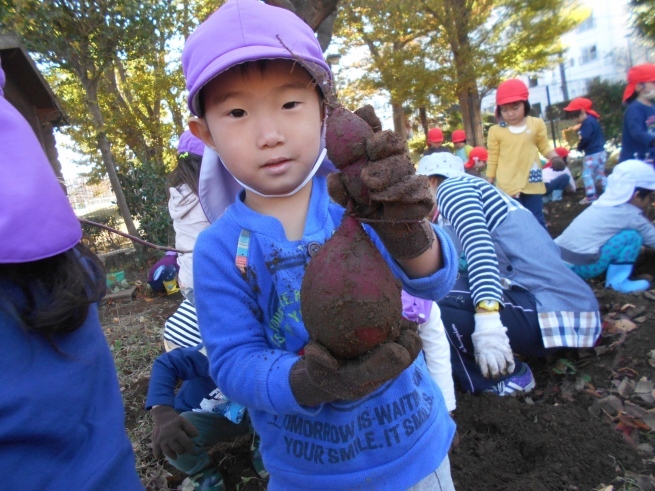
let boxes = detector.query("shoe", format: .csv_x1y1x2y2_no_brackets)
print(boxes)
484,364,535,397
189,469,226,491
605,264,650,293
552,190,564,201
542,194,552,205
579,196,596,205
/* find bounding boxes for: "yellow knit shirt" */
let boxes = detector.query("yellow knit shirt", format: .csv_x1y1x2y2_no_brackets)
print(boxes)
487,116,554,196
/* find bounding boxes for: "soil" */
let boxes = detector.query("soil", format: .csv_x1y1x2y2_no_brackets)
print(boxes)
111,189,655,491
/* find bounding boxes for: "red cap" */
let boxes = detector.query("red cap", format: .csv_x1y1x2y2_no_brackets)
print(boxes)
623,64,655,102
451,129,466,143
564,97,600,118
554,147,569,158
466,146,488,169
496,79,529,106
427,127,444,143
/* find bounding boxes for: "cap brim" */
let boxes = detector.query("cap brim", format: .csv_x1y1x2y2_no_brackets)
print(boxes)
189,45,329,116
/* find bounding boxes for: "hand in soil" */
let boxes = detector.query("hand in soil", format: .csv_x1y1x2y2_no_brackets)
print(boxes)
325,105,434,259
150,405,199,460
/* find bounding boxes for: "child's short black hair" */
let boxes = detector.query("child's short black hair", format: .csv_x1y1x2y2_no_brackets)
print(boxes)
495,101,531,120
634,187,654,199
625,91,639,104
565,109,582,119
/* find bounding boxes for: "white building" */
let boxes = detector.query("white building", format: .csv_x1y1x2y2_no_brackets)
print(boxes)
481,0,654,117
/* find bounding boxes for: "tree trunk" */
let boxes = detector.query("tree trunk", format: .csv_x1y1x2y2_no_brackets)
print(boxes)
456,86,484,147
418,107,429,139
85,82,141,241
391,100,406,139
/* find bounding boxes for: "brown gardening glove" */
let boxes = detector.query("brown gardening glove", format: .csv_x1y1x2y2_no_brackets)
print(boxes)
326,105,435,260
150,405,199,460
290,320,422,405
550,156,566,172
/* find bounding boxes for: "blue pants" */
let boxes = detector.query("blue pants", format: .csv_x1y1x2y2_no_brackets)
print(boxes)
544,174,570,195
517,193,547,229
582,151,607,200
168,411,249,475
438,275,558,393
570,230,643,279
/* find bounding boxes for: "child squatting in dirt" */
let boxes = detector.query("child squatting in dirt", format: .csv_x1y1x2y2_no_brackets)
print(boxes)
416,152,601,395
181,1,459,489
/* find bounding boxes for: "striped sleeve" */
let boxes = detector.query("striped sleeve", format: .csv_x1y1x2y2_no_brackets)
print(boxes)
437,177,504,306
164,300,203,348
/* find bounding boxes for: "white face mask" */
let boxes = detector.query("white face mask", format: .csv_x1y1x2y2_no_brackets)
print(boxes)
228,148,327,198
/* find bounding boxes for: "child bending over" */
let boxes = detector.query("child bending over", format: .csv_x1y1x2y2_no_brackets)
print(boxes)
556,159,655,293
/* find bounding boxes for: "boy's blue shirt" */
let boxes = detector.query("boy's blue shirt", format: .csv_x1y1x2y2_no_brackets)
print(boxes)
577,115,605,155
620,100,655,162
194,176,458,491
145,344,217,413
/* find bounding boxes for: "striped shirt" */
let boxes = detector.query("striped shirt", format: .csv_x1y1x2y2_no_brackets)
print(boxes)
164,300,202,348
436,175,509,307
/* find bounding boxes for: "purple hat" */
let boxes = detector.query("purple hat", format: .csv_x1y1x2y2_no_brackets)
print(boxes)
177,130,205,156
0,97,82,263
182,0,331,117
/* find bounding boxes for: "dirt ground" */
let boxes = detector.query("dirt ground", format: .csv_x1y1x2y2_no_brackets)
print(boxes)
106,188,655,491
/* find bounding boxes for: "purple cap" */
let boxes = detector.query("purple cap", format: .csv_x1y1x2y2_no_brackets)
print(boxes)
182,0,331,116
178,130,205,156
0,97,82,263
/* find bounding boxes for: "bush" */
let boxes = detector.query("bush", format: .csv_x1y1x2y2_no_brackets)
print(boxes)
118,160,173,247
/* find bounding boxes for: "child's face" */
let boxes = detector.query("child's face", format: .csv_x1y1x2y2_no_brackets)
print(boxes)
576,110,587,123
630,191,653,210
499,102,526,126
191,60,322,196
429,141,442,148
637,82,655,103
454,142,465,149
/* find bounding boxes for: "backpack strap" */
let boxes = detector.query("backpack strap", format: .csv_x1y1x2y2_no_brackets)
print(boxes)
235,229,251,274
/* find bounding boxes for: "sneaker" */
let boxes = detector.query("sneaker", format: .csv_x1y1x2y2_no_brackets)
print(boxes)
485,364,535,397
579,196,596,205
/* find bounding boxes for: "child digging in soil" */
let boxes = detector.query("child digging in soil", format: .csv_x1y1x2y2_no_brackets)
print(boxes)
487,79,566,228
417,152,601,395
0,73,143,490
182,1,458,489
555,159,655,293
146,344,266,490
619,64,655,164
542,147,576,204
563,97,606,204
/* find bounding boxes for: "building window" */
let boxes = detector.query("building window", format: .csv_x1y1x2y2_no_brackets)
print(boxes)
528,76,538,88
569,58,575,68
577,15,595,33
580,45,598,65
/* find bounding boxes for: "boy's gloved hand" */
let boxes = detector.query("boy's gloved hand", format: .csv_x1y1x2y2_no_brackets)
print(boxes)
151,405,199,460
326,105,435,259
471,312,515,379
551,156,566,172
290,326,422,405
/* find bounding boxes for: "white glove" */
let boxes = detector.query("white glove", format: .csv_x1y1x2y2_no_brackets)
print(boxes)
471,312,515,379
